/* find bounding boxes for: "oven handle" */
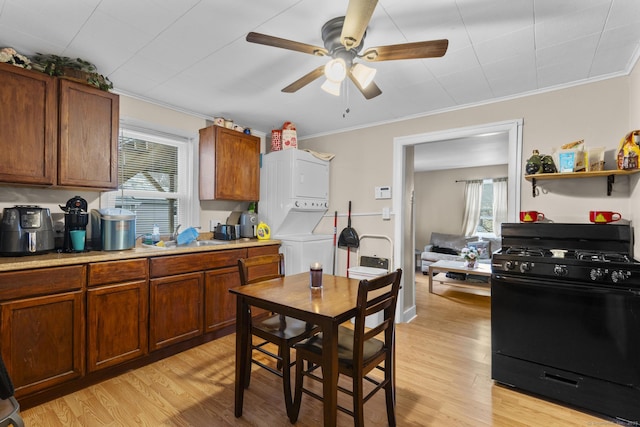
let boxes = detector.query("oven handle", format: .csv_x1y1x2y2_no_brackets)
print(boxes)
492,273,640,296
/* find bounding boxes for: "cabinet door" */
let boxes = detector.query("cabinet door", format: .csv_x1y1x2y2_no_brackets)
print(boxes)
58,79,119,189
204,266,240,333
0,63,56,185
149,272,203,351
0,291,84,397
199,125,260,200
87,280,149,372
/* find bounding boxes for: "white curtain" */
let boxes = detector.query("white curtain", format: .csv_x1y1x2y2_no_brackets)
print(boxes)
461,180,483,236
492,178,508,237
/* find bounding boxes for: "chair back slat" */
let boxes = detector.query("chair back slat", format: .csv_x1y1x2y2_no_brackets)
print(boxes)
238,254,285,285
352,269,403,362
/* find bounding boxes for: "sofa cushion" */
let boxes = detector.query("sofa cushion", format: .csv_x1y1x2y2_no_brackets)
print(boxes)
430,232,474,253
431,245,459,255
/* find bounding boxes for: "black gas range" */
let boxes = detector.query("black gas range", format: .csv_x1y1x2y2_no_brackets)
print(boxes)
492,222,640,286
492,222,640,425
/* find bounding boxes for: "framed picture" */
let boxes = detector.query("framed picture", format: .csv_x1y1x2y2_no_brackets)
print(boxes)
468,240,491,259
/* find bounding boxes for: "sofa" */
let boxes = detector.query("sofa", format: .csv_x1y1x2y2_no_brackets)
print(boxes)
421,232,497,274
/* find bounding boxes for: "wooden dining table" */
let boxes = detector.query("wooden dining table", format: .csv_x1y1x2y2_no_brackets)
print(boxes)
230,272,363,427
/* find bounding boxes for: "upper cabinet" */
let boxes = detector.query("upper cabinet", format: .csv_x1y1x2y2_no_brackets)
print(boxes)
58,79,119,189
199,125,260,201
0,63,119,190
0,63,57,185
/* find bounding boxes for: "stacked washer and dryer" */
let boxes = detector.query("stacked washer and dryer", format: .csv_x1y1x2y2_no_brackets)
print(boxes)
259,149,333,275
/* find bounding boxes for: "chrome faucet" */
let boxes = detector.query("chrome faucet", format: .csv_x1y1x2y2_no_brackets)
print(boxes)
173,224,181,241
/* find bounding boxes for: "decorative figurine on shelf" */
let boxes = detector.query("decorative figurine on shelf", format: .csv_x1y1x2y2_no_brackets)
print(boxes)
526,149,557,175
526,150,543,175
541,153,557,173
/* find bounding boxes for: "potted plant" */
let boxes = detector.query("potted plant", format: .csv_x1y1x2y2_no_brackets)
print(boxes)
31,53,113,91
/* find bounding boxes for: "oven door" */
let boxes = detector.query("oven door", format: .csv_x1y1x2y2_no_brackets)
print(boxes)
492,273,640,386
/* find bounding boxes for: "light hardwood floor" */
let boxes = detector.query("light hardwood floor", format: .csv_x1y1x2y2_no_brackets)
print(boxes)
21,275,613,426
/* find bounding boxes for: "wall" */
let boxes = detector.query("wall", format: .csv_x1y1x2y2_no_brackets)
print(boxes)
300,76,632,270
414,164,508,250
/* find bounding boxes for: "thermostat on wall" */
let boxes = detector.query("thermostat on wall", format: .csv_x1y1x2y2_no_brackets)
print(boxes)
375,186,392,199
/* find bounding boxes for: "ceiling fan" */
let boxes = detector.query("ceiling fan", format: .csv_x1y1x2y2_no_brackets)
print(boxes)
246,0,448,100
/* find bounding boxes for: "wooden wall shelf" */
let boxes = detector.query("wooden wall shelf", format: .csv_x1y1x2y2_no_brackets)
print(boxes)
525,169,640,197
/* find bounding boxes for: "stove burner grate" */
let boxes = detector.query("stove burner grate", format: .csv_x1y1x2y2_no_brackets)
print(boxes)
503,247,632,263
575,251,631,263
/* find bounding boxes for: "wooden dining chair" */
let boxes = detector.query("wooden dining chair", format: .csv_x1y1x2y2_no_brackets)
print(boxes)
237,254,318,418
289,268,403,427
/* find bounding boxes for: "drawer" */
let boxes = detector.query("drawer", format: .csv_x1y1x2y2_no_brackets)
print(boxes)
150,249,247,278
0,265,86,301
88,258,148,287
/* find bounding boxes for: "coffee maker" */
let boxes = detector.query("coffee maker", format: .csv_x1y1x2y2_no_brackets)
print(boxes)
60,196,88,252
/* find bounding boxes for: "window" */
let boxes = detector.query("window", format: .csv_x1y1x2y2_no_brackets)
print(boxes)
475,178,507,238
102,125,196,236
477,180,494,234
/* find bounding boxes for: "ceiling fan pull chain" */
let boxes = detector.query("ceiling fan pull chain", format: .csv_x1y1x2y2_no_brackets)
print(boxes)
343,80,351,118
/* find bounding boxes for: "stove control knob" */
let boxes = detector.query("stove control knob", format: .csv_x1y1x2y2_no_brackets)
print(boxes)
590,268,604,281
553,265,568,277
520,262,531,273
504,261,515,270
611,270,629,283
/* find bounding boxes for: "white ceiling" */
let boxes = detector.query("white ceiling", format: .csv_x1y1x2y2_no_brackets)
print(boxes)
1,0,639,142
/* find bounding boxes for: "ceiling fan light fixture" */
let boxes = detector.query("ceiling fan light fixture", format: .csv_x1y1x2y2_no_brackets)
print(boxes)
321,78,341,96
324,58,347,82
351,63,376,88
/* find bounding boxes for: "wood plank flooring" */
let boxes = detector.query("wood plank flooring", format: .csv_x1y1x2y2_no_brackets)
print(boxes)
21,276,614,426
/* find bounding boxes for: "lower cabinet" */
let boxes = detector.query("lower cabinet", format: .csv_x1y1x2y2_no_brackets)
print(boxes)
204,266,240,332
149,272,204,351
87,258,149,372
0,243,280,406
87,280,149,372
0,291,85,397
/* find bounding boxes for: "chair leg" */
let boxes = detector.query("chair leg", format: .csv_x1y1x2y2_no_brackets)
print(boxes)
281,347,294,419
353,376,365,427
385,358,396,427
277,344,284,371
244,336,252,389
289,352,305,423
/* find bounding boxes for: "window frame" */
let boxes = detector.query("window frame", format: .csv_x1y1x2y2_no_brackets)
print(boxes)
100,121,198,235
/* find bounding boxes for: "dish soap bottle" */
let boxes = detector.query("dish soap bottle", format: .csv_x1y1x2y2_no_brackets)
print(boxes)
256,222,270,240
152,224,160,244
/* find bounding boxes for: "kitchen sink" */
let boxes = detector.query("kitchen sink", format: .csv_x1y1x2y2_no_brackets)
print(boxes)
142,239,230,250
190,240,229,246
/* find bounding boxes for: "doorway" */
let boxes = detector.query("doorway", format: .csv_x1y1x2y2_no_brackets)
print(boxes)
392,120,523,322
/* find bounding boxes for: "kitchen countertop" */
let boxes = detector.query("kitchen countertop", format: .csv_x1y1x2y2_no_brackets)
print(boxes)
0,238,280,272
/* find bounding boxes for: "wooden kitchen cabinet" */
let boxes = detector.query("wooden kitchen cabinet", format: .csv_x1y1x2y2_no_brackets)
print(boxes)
58,79,119,189
87,259,148,372
0,265,86,398
149,272,204,351
204,266,240,332
199,125,260,200
0,62,57,185
0,63,119,189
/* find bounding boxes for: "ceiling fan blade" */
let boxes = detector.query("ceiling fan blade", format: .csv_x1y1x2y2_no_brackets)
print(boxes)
341,0,378,49
282,66,326,93
348,70,382,100
360,39,449,62
246,32,328,56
